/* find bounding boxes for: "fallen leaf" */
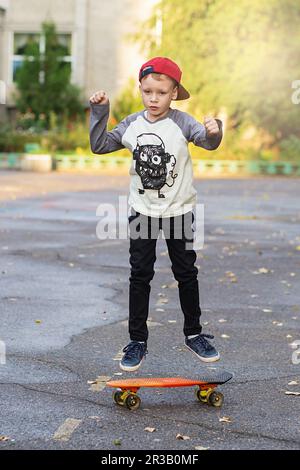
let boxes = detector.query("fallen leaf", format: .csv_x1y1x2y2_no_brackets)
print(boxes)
214,227,225,234
0,436,10,441
272,321,283,326
288,381,298,386
88,376,111,392
225,271,236,277
194,446,210,450
147,320,163,328
229,215,259,220
252,268,271,274
219,416,232,423
160,250,168,256
285,391,300,396
114,439,122,446
258,267,271,274
176,434,190,440
157,297,169,304
144,427,156,433
221,334,230,339
167,281,177,288
35,319,42,324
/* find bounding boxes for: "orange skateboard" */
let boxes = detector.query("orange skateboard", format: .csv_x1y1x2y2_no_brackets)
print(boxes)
107,371,233,410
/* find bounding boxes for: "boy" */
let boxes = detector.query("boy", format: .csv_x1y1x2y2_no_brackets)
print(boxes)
89,57,223,371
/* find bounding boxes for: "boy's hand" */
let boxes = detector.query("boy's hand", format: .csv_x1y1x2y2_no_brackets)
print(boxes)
89,90,109,105
204,116,220,136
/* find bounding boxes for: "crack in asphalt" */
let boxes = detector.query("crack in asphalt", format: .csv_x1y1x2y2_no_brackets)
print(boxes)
142,411,300,447
3,247,130,272
2,354,81,378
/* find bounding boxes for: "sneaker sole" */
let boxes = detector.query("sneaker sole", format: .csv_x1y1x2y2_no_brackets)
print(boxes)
184,343,220,363
119,358,144,372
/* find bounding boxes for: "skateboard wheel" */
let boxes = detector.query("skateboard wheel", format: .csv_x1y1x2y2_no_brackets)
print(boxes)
208,391,223,407
195,388,208,403
113,389,124,405
125,393,141,411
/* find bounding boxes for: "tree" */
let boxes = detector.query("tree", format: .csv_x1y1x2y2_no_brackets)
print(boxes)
130,0,300,144
14,22,85,129
110,78,142,125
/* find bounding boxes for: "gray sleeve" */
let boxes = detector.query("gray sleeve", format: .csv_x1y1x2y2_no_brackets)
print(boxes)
188,116,223,150
89,102,127,154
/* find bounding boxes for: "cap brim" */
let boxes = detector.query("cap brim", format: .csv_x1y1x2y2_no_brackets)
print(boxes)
175,83,190,100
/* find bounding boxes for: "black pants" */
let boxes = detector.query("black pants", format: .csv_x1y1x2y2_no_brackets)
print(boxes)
128,209,202,341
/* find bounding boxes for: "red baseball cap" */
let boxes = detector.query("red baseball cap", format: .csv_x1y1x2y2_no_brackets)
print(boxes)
139,56,190,100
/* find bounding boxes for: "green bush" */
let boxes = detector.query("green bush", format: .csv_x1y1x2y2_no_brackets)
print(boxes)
0,115,88,153
279,135,300,162
0,123,43,152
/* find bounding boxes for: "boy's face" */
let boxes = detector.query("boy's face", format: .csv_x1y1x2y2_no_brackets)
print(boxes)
139,73,178,118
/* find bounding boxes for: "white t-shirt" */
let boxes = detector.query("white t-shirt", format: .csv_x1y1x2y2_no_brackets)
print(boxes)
90,103,222,218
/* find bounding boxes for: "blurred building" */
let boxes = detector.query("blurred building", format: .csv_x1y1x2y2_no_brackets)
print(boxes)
0,0,159,119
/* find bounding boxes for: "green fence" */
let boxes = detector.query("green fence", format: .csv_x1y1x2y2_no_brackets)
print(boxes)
53,154,131,171
1,152,300,175
0,153,23,169
192,159,300,176
54,155,300,175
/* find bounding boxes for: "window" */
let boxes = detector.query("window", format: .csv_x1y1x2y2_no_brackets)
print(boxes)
12,32,72,82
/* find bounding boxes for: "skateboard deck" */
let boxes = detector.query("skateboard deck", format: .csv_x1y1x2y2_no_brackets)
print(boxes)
107,371,233,410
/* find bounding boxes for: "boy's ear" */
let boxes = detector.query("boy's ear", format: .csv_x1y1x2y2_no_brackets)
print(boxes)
172,85,178,100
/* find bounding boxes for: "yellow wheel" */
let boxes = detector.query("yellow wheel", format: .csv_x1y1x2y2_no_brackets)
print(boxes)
208,391,224,407
113,389,124,405
125,393,141,410
195,388,208,403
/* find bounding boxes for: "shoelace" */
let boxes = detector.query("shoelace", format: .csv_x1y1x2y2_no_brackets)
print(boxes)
123,342,148,359
193,334,214,350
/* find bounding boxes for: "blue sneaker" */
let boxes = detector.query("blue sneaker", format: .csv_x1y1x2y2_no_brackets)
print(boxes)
120,341,148,372
185,334,220,362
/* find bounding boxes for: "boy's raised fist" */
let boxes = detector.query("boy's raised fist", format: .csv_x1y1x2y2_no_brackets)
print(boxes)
204,116,219,136
89,90,109,105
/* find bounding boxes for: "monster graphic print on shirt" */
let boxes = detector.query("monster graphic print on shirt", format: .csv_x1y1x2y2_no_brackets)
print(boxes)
133,133,178,199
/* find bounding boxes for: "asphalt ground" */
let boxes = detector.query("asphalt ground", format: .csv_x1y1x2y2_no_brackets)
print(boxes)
0,171,299,451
